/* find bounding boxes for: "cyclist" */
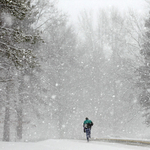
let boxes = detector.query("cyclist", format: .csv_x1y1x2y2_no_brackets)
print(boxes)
83,117,93,142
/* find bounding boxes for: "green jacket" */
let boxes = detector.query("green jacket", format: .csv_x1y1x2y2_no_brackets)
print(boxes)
83,119,92,125
83,119,93,128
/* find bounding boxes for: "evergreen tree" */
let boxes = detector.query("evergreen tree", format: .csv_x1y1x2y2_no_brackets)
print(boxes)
0,0,40,71
0,0,41,141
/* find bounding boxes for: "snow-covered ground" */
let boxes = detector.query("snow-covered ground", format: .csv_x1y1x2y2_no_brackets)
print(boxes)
0,139,149,150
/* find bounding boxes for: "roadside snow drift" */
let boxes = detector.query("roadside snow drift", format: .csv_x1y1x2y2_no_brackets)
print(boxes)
0,139,149,150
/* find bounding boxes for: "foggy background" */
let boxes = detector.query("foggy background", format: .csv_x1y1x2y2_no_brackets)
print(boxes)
0,0,150,142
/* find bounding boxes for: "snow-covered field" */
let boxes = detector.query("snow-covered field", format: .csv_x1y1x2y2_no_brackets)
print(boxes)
0,139,149,150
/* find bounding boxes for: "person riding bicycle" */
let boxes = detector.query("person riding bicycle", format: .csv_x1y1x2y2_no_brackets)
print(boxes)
83,117,93,141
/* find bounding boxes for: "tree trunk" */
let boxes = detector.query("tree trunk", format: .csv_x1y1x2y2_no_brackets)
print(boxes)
3,106,10,141
16,107,23,140
16,73,24,140
3,83,10,141
58,106,64,139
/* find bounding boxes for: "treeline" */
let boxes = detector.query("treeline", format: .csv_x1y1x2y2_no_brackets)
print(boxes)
0,0,149,141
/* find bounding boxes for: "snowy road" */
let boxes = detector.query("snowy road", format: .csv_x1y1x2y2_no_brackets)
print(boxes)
0,139,150,150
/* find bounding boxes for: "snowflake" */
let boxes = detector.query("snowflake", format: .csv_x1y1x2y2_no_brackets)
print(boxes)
51,95,56,99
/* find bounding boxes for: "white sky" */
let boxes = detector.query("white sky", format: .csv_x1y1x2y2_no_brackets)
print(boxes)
57,0,148,22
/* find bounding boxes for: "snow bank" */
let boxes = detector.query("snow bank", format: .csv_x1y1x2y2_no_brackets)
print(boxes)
0,139,149,150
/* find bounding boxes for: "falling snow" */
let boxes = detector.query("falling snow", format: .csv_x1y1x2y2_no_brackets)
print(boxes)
0,0,149,149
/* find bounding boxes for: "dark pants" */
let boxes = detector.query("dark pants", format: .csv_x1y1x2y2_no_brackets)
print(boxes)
85,128,91,139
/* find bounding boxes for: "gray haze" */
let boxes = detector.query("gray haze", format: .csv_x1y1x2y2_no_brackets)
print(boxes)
0,0,150,142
